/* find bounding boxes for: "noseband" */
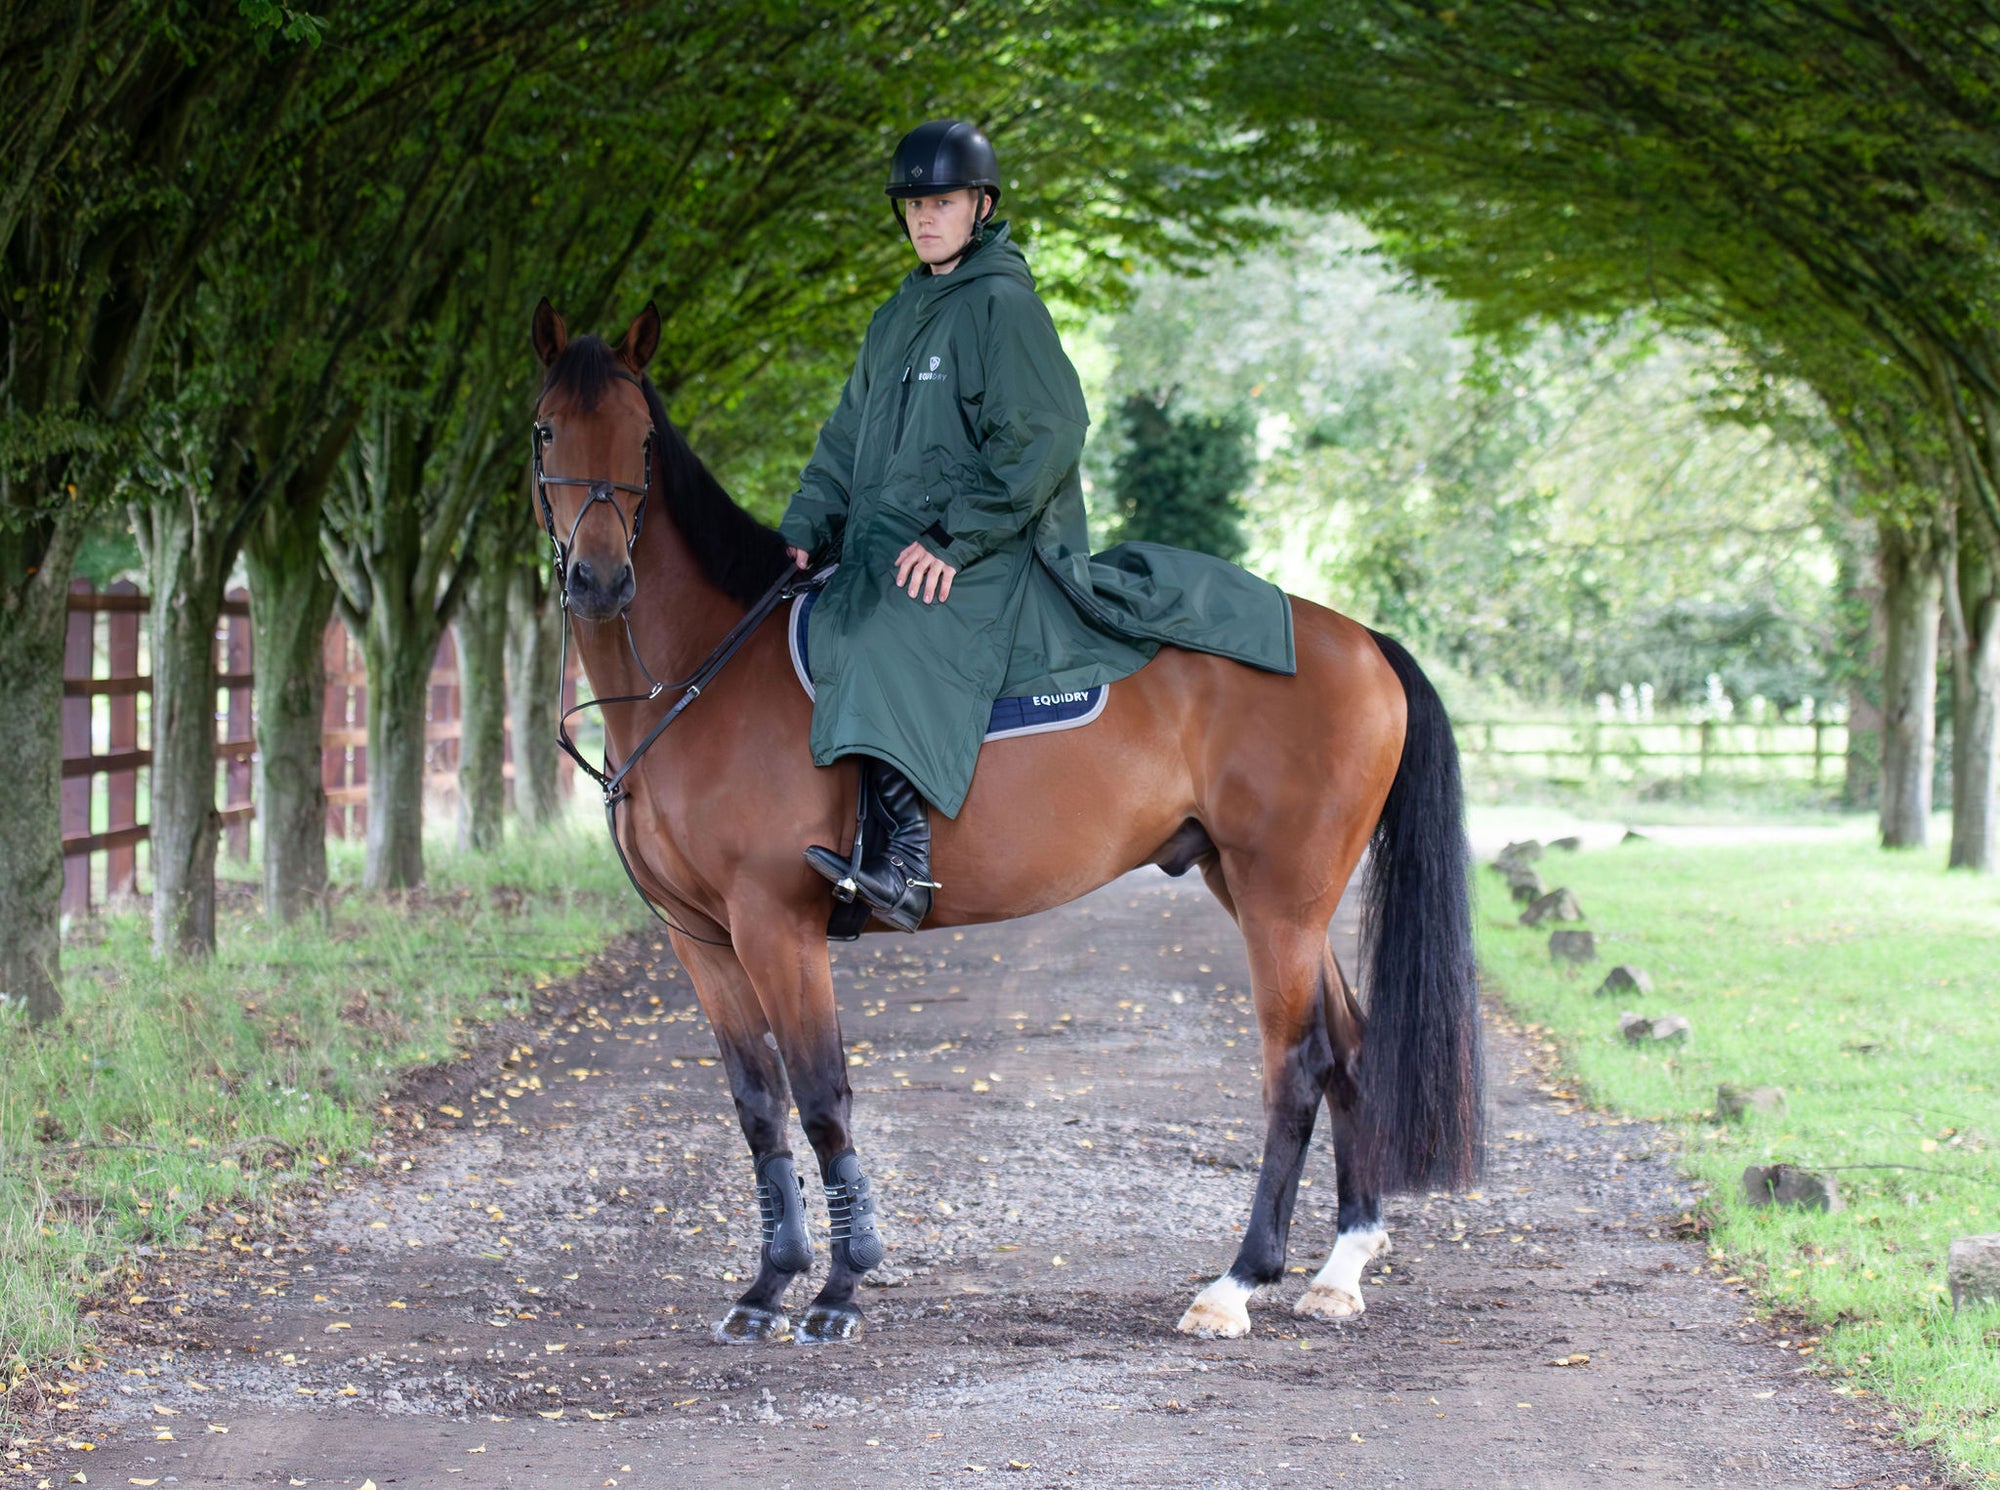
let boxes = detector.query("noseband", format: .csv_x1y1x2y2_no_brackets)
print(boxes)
531,367,653,606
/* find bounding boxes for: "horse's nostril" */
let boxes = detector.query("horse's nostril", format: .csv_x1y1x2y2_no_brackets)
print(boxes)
571,558,595,588
614,562,634,595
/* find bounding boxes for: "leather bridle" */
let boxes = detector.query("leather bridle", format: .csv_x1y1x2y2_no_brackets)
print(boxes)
530,369,825,947
532,368,652,605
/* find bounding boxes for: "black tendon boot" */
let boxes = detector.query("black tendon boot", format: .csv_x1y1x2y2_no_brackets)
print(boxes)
804,759,938,933
822,1149,885,1271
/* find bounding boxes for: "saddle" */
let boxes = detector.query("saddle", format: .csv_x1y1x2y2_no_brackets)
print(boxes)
788,570,1109,939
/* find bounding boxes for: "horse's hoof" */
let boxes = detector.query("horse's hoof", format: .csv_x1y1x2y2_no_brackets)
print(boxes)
712,1304,792,1344
1176,1276,1254,1339
1293,1283,1365,1320
796,1304,865,1343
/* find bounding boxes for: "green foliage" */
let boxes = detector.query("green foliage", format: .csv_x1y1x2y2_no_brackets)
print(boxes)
1107,393,1253,561
1476,837,2000,1482
0,817,640,1390
1211,0,2000,547
1092,217,1838,706
70,521,141,590
235,0,328,45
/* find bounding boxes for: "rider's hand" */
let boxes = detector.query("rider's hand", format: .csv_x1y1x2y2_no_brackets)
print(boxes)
894,540,957,604
786,545,811,570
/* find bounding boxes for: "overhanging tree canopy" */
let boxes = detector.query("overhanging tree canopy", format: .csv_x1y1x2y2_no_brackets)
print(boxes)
1211,0,2000,868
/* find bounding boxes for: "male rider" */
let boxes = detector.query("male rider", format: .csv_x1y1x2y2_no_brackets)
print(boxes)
780,119,1294,936
780,118,1088,934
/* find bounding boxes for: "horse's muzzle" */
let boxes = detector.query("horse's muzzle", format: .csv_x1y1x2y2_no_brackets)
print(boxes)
567,558,635,621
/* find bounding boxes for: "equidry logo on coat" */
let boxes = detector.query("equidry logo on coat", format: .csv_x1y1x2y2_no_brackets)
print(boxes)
917,353,948,383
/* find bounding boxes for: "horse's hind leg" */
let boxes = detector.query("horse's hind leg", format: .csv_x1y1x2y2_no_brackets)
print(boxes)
1297,951,1389,1319
1178,900,1340,1339
671,932,813,1343
1295,1112,1388,1318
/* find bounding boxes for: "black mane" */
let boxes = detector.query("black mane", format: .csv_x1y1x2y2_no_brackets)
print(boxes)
540,335,792,608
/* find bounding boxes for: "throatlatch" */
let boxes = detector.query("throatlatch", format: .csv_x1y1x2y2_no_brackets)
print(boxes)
822,1149,885,1271
754,1152,812,1274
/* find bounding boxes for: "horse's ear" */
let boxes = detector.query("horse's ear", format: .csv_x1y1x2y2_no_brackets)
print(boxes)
617,301,661,375
532,297,568,368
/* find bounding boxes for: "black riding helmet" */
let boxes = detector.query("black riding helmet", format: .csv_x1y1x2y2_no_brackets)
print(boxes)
886,119,1000,242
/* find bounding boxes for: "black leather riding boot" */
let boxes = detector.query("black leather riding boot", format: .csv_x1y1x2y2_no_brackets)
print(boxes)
803,759,938,933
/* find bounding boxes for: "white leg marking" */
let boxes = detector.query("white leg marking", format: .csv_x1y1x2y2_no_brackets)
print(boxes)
1295,1225,1389,1320
1176,1273,1256,1338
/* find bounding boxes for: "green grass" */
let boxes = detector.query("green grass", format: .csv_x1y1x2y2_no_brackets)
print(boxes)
1476,837,2000,1483
0,814,641,1396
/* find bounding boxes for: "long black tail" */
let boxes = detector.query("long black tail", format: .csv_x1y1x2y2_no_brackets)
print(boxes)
1351,630,1484,1194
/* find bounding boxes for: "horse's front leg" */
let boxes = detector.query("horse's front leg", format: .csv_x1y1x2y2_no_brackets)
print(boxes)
735,906,885,1343
671,931,813,1343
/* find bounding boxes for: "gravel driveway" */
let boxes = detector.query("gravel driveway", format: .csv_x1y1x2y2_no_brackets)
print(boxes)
64,872,1937,1488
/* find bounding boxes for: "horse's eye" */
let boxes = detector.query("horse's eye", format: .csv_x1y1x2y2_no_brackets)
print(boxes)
537,423,554,444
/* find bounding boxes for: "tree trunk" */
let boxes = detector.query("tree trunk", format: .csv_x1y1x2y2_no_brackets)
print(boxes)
361,629,435,892
1878,523,1942,848
505,564,565,830
1947,540,1999,872
245,509,337,922
0,516,84,1022
1834,517,1882,809
143,498,226,958
454,560,509,853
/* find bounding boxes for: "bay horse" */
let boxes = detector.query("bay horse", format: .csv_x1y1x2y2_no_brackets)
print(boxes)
528,300,1481,1343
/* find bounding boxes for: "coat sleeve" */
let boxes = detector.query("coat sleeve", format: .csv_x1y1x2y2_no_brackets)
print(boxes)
918,286,1087,571
779,326,871,558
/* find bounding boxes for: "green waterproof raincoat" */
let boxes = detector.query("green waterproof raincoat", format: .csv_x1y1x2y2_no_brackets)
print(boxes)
778,223,1296,818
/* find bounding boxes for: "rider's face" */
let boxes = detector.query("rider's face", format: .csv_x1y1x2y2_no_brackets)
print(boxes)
901,189,985,272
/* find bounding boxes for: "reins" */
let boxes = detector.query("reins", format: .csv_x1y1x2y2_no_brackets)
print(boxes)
533,369,824,948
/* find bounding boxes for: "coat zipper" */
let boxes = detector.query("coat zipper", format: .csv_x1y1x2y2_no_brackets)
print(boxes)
891,364,913,453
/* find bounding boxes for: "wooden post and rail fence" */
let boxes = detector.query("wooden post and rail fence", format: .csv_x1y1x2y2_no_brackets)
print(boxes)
1452,716,1849,786
60,581,579,919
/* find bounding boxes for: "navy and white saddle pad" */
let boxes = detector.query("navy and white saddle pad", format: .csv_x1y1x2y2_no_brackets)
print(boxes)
787,581,1108,742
